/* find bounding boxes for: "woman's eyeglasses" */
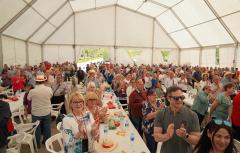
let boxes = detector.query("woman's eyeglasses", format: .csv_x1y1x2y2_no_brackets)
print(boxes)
170,95,185,101
214,119,232,127
72,101,84,104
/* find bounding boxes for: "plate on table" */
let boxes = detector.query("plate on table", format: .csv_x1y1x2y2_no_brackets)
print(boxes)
94,138,118,152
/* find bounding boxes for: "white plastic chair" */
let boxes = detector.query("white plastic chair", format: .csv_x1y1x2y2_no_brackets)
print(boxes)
5,88,14,96
234,139,240,151
51,102,64,118
11,111,24,128
16,120,40,153
7,132,26,153
45,133,64,153
56,122,62,132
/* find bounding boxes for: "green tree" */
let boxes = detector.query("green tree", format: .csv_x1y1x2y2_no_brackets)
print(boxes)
161,50,170,62
127,49,142,59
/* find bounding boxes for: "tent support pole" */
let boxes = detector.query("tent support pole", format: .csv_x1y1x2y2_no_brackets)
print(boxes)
0,35,3,67
199,47,203,66
151,19,155,65
234,43,239,69
73,13,77,62
178,49,181,66
114,5,117,64
26,42,29,65
41,44,44,62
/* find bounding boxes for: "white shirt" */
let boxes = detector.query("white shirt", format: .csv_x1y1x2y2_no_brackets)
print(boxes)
177,78,188,91
28,84,53,116
126,85,135,104
163,77,178,89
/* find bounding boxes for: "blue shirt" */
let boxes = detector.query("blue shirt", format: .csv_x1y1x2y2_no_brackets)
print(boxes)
142,100,160,134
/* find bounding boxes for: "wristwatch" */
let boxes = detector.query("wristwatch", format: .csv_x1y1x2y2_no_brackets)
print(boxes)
185,133,189,139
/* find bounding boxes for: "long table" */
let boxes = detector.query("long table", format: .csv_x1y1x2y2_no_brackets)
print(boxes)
4,92,25,112
98,91,150,153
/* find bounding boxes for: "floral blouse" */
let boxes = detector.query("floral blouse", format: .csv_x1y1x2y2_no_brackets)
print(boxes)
61,111,94,153
142,100,161,134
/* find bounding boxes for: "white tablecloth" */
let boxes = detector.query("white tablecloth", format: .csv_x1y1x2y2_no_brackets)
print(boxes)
5,92,25,112
99,92,150,153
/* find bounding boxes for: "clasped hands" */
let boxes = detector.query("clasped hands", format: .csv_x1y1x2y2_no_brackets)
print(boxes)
167,123,188,139
153,123,188,141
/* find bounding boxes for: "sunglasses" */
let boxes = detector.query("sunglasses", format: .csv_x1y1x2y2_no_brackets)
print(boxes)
214,119,232,127
170,95,185,101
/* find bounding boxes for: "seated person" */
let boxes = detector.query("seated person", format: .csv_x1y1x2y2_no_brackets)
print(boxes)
85,92,107,122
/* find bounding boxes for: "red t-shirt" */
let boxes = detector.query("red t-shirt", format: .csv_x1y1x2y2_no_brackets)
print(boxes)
231,93,240,127
11,76,25,92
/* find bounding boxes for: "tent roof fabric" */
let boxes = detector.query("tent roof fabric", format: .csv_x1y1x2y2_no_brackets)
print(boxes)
0,0,239,49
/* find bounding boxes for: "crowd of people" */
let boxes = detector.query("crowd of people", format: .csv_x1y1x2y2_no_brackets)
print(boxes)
0,61,240,153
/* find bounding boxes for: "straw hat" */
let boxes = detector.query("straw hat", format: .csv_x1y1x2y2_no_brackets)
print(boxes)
224,71,233,77
35,74,47,82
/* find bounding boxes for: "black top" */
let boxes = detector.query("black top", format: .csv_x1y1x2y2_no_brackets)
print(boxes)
0,100,11,147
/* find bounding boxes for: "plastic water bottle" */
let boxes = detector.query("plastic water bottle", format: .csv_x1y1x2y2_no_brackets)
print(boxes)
130,133,135,152
125,120,129,131
103,124,109,138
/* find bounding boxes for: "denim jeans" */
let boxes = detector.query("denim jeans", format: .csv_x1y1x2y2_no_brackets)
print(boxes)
32,114,51,148
131,116,143,137
144,132,157,153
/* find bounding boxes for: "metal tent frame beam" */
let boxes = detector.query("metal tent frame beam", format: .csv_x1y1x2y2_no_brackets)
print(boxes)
0,35,3,67
42,13,74,44
204,0,238,43
22,0,56,28
0,0,38,33
26,1,68,41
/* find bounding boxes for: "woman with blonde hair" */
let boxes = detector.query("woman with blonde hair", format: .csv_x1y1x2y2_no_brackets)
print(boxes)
61,92,100,153
85,92,107,122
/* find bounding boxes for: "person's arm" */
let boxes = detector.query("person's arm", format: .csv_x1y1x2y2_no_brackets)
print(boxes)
228,105,233,122
142,103,157,121
153,123,174,142
209,100,219,116
184,132,200,145
145,112,157,120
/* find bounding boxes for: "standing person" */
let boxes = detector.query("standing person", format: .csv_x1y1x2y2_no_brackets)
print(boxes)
11,69,25,94
153,86,200,153
77,67,85,84
163,71,178,89
27,74,53,148
51,73,69,114
0,100,11,153
231,92,240,141
210,83,235,120
221,72,233,86
192,86,212,126
129,79,146,136
210,74,223,97
193,120,238,153
142,89,163,153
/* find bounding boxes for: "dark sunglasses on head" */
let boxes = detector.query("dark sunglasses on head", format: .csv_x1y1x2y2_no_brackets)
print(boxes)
214,119,232,127
170,95,185,101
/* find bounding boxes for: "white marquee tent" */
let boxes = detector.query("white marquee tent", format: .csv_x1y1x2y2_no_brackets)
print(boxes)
0,0,240,68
